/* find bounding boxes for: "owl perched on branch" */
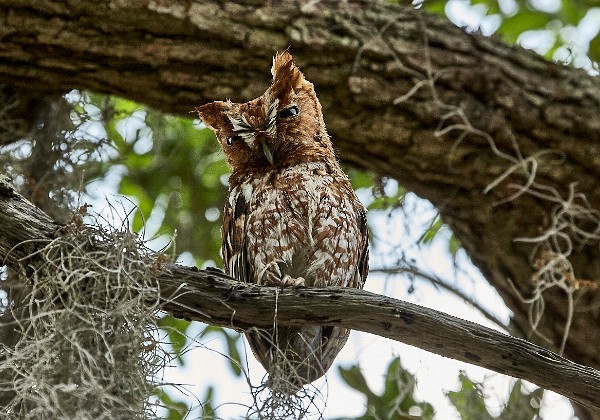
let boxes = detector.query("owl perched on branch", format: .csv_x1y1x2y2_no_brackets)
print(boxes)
196,52,369,391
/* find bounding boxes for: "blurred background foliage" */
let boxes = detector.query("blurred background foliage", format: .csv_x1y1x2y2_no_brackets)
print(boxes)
1,0,597,417
336,357,542,419
416,0,600,66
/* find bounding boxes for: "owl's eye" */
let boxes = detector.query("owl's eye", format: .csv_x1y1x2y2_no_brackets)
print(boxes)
226,135,242,146
278,105,299,119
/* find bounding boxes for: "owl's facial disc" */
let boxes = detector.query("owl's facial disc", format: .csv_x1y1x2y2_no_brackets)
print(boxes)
226,98,281,165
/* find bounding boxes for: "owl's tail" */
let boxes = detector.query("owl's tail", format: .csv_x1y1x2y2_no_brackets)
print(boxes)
245,326,350,394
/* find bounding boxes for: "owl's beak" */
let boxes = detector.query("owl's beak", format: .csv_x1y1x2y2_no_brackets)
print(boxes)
260,140,275,165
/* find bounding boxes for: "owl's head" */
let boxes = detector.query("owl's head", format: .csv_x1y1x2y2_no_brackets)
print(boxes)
196,52,334,176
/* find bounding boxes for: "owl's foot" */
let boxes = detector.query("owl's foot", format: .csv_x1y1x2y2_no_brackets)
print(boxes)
280,275,306,288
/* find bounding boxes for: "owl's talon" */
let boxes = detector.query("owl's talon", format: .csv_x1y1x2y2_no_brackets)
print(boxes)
281,275,306,288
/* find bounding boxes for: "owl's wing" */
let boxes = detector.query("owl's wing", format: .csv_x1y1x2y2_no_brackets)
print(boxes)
222,189,251,284
223,192,276,376
357,207,369,288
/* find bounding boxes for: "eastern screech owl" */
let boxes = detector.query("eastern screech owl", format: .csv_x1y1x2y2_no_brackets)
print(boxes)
196,52,369,391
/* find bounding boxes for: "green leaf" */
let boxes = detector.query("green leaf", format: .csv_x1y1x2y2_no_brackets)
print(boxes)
471,0,500,15
418,215,443,245
118,177,152,232
559,0,587,25
423,0,448,15
199,326,243,376
339,358,434,419
224,332,242,376
447,373,493,420
157,315,190,365
201,158,230,189
382,358,404,401
498,11,552,43
367,185,406,211
97,95,145,152
339,365,377,398
201,386,216,419
544,34,564,62
449,234,462,256
152,388,189,420
497,380,543,420
589,32,600,64
95,98,227,262
347,168,375,190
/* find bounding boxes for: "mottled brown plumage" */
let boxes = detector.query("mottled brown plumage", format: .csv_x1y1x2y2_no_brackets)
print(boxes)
196,52,369,391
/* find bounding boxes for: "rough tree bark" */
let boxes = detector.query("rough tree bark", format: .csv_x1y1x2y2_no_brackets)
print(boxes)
1,176,600,412
0,0,599,411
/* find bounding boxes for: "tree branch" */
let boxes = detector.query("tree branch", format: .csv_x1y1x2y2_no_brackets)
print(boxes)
371,265,512,335
2,1,599,368
2,0,600,368
158,267,600,411
2,176,600,412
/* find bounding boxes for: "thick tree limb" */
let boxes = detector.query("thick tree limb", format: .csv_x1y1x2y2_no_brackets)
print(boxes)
161,267,600,412
2,172,600,412
1,0,599,400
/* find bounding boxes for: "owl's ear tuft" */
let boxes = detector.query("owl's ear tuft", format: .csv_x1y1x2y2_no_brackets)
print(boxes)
195,101,231,130
271,52,307,98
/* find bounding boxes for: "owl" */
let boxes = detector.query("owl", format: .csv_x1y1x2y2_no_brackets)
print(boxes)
196,52,369,391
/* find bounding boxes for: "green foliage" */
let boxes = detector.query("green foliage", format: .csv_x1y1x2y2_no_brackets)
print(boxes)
418,214,443,245
367,185,407,211
347,168,377,190
417,214,463,256
498,380,543,420
157,315,192,365
346,168,407,211
73,93,235,419
471,0,500,15
341,360,543,420
498,11,551,44
447,373,493,419
338,357,435,419
449,233,462,256
199,326,244,377
589,32,600,63
423,0,447,15
447,373,543,419
90,94,228,266
413,0,600,64
556,0,588,25
152,388,189,420
201,386,217,419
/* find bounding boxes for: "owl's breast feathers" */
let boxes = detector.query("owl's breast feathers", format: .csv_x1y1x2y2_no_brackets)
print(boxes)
222,160,368,389
222,161,368,290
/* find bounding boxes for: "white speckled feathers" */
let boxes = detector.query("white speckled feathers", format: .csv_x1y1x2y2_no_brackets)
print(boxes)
224,161,367,289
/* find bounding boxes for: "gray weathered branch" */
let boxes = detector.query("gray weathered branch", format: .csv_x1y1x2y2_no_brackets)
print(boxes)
1,176,600,411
